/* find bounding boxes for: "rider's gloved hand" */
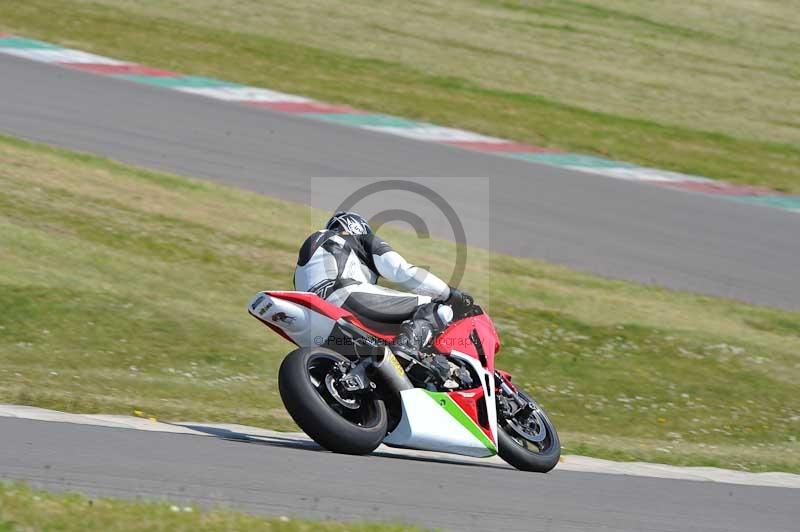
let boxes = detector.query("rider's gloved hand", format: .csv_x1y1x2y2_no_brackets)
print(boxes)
446,286,473,317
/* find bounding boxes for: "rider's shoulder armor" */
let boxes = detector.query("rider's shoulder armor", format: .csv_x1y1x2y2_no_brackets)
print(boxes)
297,230,337,266
294,231,380,296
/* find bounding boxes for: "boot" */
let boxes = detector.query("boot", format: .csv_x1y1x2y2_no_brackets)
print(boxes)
391,303,454,383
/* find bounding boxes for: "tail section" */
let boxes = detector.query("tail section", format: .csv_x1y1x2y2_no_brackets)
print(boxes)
248,291,337,347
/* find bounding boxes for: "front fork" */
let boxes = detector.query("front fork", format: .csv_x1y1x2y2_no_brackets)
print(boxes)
495,371,535,420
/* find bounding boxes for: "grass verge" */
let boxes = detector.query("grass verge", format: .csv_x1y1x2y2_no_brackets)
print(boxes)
0,482,422,531
0,135,798,472
1,0,799,192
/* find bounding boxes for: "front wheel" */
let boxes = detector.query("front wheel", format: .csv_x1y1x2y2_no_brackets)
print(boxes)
497,389,561,472
279,347,388,455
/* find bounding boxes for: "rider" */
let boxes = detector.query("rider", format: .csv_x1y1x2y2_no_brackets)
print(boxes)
294,211,473,378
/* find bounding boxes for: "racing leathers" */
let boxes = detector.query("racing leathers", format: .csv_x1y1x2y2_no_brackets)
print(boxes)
293,230,468,372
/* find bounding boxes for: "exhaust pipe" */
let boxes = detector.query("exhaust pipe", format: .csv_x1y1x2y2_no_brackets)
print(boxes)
373,347,413,392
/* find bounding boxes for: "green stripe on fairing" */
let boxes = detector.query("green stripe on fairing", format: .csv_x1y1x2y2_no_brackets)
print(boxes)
113,75,240,88
0,37,60,49
509,152,636,168
301,113,422,128
423,390,496,452
732,196,800,211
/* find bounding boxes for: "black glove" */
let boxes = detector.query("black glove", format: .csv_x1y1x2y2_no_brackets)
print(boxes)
423,353,453,383
446,287,474,317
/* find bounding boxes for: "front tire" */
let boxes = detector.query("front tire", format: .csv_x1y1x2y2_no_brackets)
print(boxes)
497,392,561,472
278,347,388,455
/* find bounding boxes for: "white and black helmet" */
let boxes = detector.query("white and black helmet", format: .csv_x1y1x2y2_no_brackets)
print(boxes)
325,211,372,235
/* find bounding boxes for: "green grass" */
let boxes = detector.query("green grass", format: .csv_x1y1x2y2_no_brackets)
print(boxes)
0,135,799,472
1,0,800,192
0,482,423,531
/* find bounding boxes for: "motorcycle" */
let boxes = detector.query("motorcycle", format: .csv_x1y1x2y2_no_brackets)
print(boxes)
248,290,560,472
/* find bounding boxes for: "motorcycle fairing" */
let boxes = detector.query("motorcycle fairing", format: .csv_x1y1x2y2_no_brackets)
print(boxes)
434,313,500,372
383,351,497,457
383,388,497,457
248,291,337,346
447,351,498,446
248,291,397,347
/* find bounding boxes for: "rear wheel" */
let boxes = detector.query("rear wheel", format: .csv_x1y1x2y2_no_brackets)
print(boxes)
497,389,560,472
279,347,388,454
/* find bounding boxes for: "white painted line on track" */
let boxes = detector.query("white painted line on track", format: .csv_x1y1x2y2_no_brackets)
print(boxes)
0,48,129,64
174,87,313,102
1,405,797,489
363,125,507,143
566,166,715,183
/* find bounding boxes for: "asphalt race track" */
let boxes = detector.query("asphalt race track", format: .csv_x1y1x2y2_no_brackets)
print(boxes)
2,418,798,532
2,53,800,531
2,54,800,309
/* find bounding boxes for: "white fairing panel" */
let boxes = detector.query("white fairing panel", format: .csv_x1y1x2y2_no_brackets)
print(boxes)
383,389,495,458
247,292,335,347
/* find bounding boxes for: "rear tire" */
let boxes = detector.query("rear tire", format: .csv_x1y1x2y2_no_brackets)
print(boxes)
279,347,388,455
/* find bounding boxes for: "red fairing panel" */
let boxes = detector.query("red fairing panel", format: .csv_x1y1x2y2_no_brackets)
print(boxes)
434,313,500,371
449,387,494,442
